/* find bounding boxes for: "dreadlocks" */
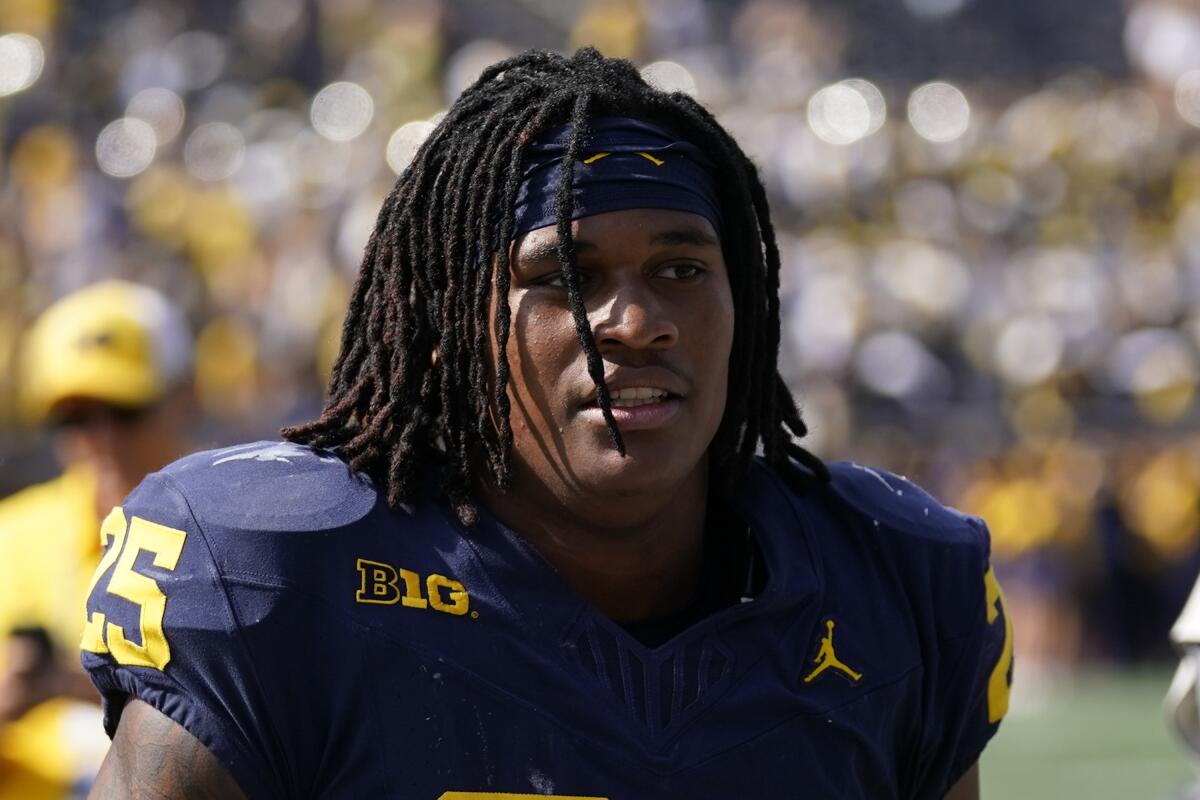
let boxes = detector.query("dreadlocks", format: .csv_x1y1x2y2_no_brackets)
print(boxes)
282,47,830,524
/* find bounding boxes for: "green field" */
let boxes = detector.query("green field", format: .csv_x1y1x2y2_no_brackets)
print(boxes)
983,669,1195,799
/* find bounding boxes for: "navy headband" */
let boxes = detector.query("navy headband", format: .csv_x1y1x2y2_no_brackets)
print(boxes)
511,116,723,239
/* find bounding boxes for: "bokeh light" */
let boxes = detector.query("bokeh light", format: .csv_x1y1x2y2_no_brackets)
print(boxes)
126,88,186,145
840,78,887,135
184,122,245,182
231,142,297,219
958,167,1021,233
310,81,374,142
1080,89,1158,163
788,270,864,373
165,30,227,91
338,190,388,268
1175,70,1200,128
908,81,971,143
0,33,44,96
640,60,698,96
95,118,157,178
994,315,1064,386
873,238,971,319
855,330,944,399
1108,328,1196,395
386,120,435,175
288,129,353,190
807,82,871,145
444,40,515,103
1125,2,1200,83
894,179,957,241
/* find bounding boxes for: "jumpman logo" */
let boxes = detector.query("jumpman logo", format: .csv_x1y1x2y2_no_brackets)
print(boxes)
803,619,863,684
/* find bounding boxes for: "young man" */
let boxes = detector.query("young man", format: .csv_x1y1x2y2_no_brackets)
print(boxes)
0,280,193,799
83,49,1010,799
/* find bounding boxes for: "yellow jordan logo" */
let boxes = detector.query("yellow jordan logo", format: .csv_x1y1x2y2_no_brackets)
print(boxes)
803,619,863,684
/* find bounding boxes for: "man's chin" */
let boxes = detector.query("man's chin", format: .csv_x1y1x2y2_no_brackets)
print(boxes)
572,444,700,496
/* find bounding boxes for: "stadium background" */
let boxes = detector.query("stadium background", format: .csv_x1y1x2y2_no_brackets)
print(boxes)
0,0,1197,795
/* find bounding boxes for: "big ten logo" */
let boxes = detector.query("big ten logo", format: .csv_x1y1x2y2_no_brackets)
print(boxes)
355,558,470,616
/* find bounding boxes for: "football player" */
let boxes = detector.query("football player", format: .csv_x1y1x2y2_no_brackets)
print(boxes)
82,49,1011,799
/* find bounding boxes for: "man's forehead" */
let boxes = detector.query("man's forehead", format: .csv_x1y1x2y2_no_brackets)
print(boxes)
513,208,721,262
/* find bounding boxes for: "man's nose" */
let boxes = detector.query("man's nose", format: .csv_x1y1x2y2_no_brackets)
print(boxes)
590,283,679,353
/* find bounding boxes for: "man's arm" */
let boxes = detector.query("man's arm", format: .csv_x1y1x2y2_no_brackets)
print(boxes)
88,699,248,800
943,762,979,800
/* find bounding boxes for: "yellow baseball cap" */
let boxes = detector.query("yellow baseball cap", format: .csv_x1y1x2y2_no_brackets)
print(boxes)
21,280,193,423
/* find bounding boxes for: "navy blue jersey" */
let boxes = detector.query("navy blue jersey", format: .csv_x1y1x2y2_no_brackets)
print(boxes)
81,442,1011,799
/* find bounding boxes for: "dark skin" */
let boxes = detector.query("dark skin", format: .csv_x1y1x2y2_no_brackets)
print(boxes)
89,699,246,800
480,209,733,622
88,210,979,799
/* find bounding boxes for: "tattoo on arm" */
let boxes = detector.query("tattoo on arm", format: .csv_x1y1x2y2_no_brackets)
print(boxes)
89,699,248,800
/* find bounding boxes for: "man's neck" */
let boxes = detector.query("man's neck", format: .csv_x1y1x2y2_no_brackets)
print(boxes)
479,467,708,622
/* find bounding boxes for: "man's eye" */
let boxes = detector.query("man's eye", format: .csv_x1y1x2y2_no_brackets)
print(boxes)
537,271,587,288
658,263,703,280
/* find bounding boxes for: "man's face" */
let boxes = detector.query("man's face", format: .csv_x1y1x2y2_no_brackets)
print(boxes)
499,208,734,512
53,389,193,493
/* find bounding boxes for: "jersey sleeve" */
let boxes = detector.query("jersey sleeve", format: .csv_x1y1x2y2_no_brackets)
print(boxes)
909,515,1013,798
80,471,286,800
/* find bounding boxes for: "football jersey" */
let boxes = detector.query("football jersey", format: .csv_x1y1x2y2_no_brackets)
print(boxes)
81,441,1012,800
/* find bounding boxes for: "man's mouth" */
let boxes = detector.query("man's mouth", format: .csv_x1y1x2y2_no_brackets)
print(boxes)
606,387,671,408
580,384,684,431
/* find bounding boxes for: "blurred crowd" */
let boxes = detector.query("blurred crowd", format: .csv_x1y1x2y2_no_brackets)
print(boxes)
0,0,1198,701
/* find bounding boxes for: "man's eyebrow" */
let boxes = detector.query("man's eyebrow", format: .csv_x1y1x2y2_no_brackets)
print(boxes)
518,226,718,264
649,227,720,248
520,238,597,263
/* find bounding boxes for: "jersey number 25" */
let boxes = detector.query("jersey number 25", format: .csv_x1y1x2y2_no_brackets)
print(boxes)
80,507,187,670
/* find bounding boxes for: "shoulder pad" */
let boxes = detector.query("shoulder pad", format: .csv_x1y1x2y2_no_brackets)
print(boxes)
155,440,378,533
825,461,983,544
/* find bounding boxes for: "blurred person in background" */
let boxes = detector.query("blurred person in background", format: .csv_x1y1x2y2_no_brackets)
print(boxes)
0,279,194,799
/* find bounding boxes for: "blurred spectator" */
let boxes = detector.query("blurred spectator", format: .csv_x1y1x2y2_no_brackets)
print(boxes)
0,279,194,799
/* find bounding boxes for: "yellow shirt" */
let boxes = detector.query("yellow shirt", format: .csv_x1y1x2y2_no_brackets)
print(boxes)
0,467,110,799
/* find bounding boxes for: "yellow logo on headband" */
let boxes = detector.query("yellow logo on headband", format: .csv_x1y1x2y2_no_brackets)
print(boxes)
582,152,665,166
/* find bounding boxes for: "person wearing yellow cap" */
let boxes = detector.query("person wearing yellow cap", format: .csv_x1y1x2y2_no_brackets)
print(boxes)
0,279,194,799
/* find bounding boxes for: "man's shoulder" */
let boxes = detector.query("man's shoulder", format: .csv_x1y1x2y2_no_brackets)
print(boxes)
121,441,455,602
84,442,408,678
822,461,987,548
818,462,993,642
138,440,380,536
747,458,986,551
749,459,993,640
